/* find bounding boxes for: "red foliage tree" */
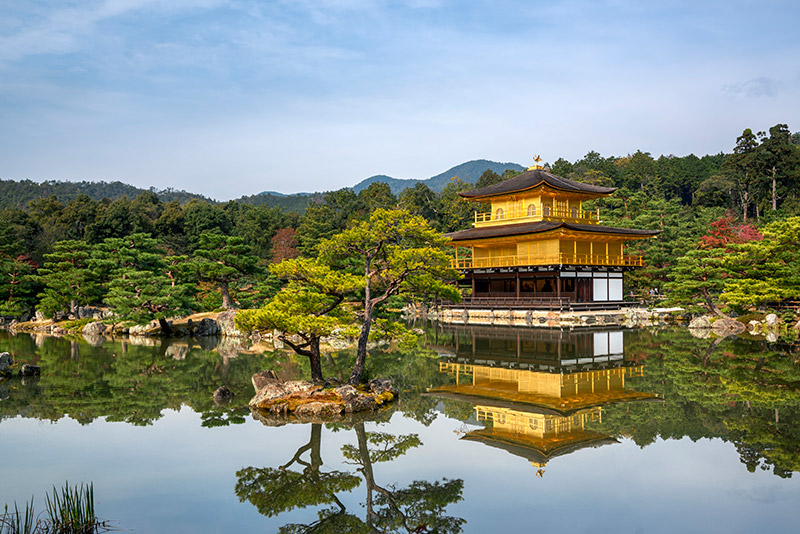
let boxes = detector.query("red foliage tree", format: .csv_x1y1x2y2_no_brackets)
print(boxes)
270,228,301,263
700,214,762,250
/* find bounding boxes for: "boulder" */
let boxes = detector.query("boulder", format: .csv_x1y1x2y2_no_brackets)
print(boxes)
194,318,219,337
82,321,107,336
369,378,398,397
765,313,779,327
766,331,778,343
689,316,712,329
0,352,13,372
217,310,244,338
294,401,343,418
82,334,107,347
213,385,234,405
166,344,189,360
688,327,712,339
252,370,279,392
249,380,316,409
129,324,151,336
335,385,377,413
711,317,746,337
19,364,41,377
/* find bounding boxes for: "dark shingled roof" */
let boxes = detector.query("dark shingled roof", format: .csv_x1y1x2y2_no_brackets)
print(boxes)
459,169,617,198
445,221,661,242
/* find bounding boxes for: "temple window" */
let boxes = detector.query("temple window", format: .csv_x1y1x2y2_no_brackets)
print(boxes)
496,208,504,220
527,204,536,216
571,206,578,218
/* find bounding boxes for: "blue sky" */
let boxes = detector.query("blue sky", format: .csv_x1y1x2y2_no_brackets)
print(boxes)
1,0,798,200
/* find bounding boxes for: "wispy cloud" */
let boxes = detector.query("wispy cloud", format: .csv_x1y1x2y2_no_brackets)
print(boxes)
723,77,780,98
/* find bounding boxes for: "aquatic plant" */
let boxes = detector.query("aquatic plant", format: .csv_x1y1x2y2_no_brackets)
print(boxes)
0,483,113,534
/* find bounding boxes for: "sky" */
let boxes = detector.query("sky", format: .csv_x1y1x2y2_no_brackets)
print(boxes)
1,0,798,200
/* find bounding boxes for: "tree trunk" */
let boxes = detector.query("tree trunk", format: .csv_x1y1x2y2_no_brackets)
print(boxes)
349,256,374,386
159,317,173,336
280,334,324,384
349,300,373,385
702,288,729,319
355,423,377,529
220,281,234,310
772,166,778,210
308,337,323,384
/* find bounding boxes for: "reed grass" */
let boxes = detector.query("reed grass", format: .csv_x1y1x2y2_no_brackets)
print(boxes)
0,483,113,534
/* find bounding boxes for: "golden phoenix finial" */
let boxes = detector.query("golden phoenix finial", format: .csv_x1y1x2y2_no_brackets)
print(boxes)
527,154,544,171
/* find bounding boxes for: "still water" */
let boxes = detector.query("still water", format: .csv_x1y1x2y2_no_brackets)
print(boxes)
1,326,799,533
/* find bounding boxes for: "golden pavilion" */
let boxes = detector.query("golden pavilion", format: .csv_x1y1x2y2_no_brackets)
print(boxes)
445,165,659,307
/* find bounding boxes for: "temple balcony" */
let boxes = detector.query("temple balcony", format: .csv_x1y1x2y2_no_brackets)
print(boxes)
474,207,599,228
451,253,643,269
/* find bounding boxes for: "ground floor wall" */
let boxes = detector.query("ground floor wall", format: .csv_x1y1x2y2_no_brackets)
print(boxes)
460,267,626,303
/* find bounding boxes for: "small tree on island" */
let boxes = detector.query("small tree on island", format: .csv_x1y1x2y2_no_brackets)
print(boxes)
237,209,459,385
236,258,361,384
318,209,459,385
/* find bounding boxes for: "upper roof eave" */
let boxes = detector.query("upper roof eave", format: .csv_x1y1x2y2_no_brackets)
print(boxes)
459,169,617,199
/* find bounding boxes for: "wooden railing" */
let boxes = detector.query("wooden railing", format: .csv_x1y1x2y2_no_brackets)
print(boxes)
452,253,643,269
474,208,599,226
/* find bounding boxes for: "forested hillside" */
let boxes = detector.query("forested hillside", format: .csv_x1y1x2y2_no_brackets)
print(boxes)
1,124,799,322
0,180,214,210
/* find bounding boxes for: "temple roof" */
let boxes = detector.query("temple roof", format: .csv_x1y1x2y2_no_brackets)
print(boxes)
462,428,618,464
445,221,661,242
459,169,617,199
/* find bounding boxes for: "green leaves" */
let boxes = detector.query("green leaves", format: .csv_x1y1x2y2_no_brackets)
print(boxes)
721,216,800,308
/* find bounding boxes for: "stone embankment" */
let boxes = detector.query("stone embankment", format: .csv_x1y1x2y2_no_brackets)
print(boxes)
427,306,683,328
689,313,800,341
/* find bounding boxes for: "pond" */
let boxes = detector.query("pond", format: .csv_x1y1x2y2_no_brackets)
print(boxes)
1,325,799,533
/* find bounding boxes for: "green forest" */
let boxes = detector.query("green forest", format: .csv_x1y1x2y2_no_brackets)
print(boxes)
1,123,799,322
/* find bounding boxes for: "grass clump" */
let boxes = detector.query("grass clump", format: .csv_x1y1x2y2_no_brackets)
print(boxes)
61,319,93,332
1,483,113,534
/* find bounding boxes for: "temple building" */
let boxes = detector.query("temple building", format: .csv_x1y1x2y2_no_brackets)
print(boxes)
445,163,660,308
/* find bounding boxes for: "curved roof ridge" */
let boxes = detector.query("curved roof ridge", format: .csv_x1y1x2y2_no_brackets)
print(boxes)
459,169,617,198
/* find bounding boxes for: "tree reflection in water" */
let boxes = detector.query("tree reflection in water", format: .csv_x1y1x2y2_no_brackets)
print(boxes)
236,422,465,533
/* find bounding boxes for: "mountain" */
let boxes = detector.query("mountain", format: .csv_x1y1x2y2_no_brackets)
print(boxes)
351,159,526,195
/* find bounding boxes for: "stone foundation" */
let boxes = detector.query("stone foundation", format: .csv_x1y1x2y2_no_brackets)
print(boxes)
430,306,682,328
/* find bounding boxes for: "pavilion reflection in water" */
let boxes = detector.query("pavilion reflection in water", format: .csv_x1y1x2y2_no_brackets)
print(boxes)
426,325,659,475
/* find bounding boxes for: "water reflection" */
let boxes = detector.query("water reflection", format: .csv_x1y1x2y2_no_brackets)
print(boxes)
426,325,659,475
0,330,281,427
237,421,465,533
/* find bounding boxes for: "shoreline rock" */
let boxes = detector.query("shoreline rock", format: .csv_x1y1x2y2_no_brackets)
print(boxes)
249,375,398,420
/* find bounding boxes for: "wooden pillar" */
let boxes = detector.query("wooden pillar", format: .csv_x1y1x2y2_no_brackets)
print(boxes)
471,276,475,297
515,271,520,299
556,271,561,301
